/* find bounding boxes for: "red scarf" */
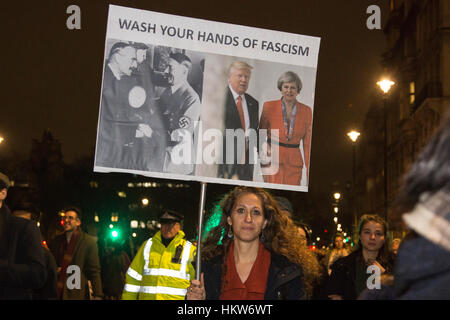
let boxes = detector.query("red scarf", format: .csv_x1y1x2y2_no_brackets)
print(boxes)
57,229,80,299
220,241,271,300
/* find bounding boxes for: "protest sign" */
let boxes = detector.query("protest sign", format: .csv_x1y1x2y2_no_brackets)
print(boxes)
94,5,320,192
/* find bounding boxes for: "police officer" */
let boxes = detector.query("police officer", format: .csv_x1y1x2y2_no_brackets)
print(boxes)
122,210,196,300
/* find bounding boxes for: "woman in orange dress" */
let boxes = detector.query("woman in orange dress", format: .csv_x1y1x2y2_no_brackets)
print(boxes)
259,71,312,186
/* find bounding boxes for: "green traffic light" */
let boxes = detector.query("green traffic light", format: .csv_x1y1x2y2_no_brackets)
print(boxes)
111,230,119,238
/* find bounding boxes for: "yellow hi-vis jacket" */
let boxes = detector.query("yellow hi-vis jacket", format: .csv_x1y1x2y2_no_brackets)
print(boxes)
122,230,196,300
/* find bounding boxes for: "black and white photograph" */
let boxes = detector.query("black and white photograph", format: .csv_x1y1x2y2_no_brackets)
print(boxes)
94,38,205,176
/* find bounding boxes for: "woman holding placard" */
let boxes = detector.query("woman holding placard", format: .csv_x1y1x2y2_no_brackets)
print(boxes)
186,186,321,300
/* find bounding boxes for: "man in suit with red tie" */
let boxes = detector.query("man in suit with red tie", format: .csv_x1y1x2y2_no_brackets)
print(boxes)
218,61,259,181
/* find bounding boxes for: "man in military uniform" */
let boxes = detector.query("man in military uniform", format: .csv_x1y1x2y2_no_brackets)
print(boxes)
159,52,201,175
122,210,196,300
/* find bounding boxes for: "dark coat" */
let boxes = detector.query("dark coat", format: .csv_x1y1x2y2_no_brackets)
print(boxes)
202,251,304,300
358,236,450,300
218,87,259,181
394,236,450,299
327,249,395,300
33,248,58,300
101,249,130,298
0,205,47,299
327,250,360,300
49,231,103,300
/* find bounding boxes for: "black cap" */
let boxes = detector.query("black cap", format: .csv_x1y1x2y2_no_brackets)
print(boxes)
159,209,184,223
130,42,149,50
169,52,191,65
12,201,41,222
0,172,10,190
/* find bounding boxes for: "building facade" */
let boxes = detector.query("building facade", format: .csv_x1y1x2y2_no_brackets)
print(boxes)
357,0,450,237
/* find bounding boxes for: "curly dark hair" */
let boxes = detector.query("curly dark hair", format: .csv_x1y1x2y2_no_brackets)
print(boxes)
201,186,321,298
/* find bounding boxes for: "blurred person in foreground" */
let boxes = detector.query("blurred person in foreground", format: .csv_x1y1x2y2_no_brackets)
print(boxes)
0,172,47,299
392,113,450,299
186,187,320,300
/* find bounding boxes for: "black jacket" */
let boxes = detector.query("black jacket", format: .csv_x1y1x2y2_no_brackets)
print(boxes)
395,236,450,299
327,250,394,300
202,251,304,300
33,248,58,300
327,251,358,300
0,204,47,299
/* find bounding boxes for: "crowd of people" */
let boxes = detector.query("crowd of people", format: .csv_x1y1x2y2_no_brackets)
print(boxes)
0,111,449,300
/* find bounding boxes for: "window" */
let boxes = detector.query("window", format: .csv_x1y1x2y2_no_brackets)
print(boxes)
409,81,415,104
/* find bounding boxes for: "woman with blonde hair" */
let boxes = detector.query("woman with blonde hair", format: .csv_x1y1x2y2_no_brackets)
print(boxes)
186,186,321,300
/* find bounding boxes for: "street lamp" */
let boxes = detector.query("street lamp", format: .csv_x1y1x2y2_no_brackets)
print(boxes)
347,131,360,143
347,130,360,231
333,192,341,200
0,136,4,144
141,197,149,206
377,78,395,221
376,79,395,94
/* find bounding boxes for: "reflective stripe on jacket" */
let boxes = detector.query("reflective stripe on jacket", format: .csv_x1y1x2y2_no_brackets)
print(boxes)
122,230,196,300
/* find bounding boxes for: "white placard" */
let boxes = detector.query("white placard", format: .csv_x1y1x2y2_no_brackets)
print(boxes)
94,5,321,192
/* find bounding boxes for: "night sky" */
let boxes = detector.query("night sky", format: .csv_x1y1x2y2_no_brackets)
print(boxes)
1,0,389,194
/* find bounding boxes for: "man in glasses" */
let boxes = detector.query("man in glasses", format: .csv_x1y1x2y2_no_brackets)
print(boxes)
123,209,196,300
49,206,103,300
